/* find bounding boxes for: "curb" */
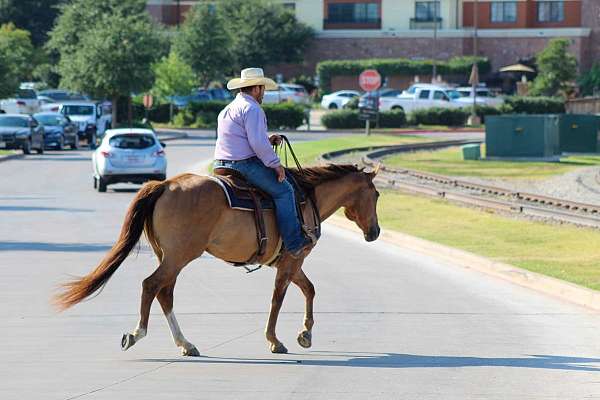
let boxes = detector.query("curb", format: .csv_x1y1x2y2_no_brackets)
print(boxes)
0,153,24,164
326,215,600,312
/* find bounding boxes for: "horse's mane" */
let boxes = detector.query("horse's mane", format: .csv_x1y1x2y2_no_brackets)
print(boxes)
288,164,363,190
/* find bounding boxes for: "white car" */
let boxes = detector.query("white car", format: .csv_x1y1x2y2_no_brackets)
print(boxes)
263,83,310,105
321,90,361,109
43,101,112,148
379,86,464,113
0,88,41,114
454,87,504,107
92,129,167,192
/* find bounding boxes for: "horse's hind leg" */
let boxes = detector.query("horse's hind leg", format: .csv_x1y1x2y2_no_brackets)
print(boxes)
121,259,180,352
156,280,199,356
292,269,315,349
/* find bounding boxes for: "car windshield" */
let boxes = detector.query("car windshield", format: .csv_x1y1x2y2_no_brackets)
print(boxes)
109,134,155,149
62,105,94,116
457,90,471,97
17,89,37,99
0,117,28,127
35,115,63,126
447,90,461,99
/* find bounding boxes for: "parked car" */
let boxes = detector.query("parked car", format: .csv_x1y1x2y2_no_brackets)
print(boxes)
92,128,167,192
37,89,89,102
321,90,361,109
263,83,310,104
43,101,112,148
0,114,44,154
0,88,41,114
357,88,405,108
208,88,233,101
454,86,504,107
34,112,79,150
379,86,464,112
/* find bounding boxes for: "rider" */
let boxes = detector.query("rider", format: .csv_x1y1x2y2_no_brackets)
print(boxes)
213,67,313,258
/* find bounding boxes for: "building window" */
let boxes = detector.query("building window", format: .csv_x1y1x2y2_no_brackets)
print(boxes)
415,1,440,22
491,2,517,23
327,3,379,24
537,1,564,22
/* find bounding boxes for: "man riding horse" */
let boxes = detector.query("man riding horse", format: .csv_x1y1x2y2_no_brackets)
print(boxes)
214,67,313,259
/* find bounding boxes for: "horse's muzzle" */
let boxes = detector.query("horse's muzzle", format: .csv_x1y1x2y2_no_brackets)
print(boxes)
365,225,380,242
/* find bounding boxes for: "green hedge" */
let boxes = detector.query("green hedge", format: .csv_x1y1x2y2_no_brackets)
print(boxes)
408,107,469,127
321,109,407,129
316,56,491,93
503,96,565,114
174,101,306,129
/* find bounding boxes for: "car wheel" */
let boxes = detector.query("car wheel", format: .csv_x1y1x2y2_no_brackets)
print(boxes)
328,103,338,110
97,177,107,192
391,106,404,112
22,139,31,155
89,133,97,150
57,136,64,151
71,136,79,150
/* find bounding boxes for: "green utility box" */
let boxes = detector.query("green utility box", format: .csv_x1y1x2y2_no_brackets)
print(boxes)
462,144,481,160
558,114,599,153
485,115,560,159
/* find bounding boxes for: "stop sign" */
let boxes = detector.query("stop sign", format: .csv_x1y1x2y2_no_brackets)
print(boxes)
143,94,154,109
359,69,381,92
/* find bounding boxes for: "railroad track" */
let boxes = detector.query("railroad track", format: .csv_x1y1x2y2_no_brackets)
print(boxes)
320,140,600,229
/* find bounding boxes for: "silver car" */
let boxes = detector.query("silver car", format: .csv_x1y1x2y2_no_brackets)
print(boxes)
92,128,167,192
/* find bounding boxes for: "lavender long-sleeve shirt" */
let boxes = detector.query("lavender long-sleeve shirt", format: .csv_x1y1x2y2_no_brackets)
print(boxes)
214,93,280,168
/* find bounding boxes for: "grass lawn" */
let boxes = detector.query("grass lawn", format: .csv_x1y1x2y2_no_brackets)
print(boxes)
377,190,600,290
384,145,600,179
291,134,424,166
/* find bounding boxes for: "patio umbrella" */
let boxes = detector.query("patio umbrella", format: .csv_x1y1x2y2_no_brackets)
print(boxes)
499,63,535,73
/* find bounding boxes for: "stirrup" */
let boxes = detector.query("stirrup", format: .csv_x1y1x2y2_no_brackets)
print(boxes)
302,225,318,245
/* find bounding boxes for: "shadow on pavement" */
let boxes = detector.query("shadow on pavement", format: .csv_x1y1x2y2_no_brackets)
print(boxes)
0,205,92,212
134,353,600,372
0,241,112,252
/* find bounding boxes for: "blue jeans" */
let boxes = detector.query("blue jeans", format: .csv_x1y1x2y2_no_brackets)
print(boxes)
214,157,306,252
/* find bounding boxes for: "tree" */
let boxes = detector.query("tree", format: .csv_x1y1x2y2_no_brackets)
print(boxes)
173,3,231,87
0,0,69,46
48,0,165,124
578,63,600,97
152,51,196,121
219,0,314,70
530,38,577,97
0,23,34,97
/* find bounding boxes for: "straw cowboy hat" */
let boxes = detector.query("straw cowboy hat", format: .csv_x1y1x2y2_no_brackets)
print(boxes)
227,68,278,91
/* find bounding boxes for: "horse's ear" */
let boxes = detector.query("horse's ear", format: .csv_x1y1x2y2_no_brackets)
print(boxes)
374,163,381,176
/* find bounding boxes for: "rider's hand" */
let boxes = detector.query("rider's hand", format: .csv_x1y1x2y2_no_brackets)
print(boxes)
269,134,282,146
274,165,286,183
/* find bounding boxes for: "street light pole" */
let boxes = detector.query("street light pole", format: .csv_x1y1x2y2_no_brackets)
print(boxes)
432,0,438,82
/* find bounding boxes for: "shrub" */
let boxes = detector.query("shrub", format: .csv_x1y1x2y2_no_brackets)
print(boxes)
578,63,600,96
316,56,491,93
321,110,363,129
408,107,469,126
321,109,407,129
379,110,407,128
504,96,565,114
263,102,306,129
464,104,503,123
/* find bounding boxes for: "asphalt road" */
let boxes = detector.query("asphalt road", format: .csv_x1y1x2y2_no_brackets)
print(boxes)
1,134,600,399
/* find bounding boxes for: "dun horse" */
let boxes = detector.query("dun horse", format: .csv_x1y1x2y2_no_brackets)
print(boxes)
55,164,380,356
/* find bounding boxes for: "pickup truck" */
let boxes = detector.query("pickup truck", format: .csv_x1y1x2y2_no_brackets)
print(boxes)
0,88,41,115
379,87,464,113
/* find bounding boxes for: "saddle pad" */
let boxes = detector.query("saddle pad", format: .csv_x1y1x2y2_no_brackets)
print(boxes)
208,176,275,211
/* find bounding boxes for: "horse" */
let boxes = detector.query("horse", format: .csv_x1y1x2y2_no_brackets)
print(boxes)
54,164,381,356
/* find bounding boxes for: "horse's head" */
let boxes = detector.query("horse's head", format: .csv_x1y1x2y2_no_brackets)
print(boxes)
343,166,381,242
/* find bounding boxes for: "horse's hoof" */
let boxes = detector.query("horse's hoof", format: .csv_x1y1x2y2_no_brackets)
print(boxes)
182,346,200,357
297,331,312,348
121,333,135,351
270,342,288,354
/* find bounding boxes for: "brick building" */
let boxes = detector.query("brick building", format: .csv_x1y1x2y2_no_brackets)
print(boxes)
147,0,599,77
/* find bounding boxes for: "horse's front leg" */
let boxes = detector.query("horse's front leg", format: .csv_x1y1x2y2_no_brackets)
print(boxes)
266,257,303,353
292,269,315,349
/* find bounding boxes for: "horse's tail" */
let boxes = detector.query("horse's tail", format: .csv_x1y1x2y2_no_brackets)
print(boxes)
54,180,167,310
